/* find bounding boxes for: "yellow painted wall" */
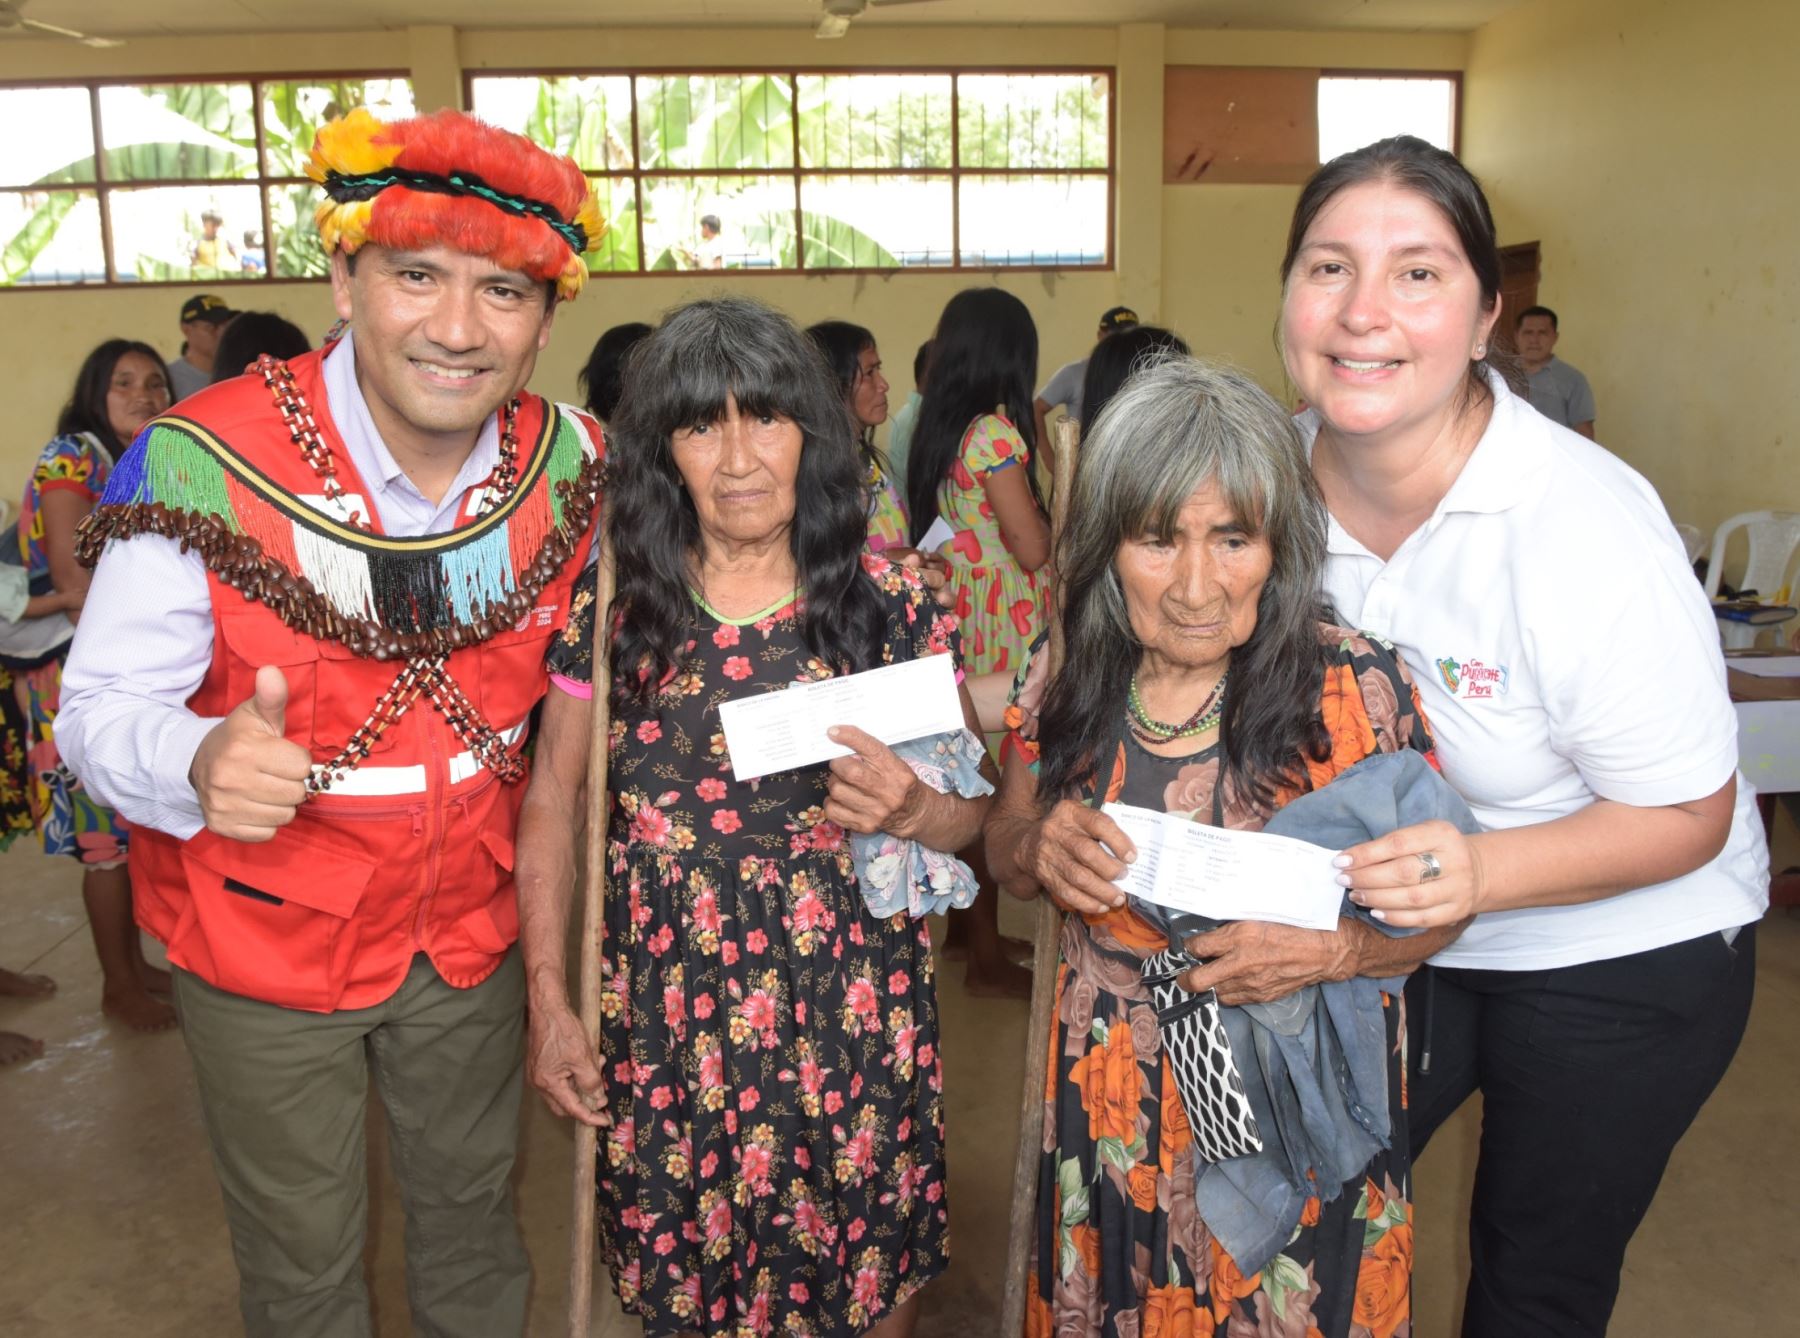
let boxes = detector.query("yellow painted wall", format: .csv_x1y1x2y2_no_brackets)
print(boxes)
1461,0,1800,540
0,24,1462,490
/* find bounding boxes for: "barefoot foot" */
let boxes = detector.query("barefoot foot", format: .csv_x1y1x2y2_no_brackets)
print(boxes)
0,1030,45,1065
102,986,178,1032
963,958,1034,1000
0,967,57,999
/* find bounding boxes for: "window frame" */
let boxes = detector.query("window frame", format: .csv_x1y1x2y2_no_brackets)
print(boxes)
1316,69,1464,162
464,64,1117,278
0,69,414,292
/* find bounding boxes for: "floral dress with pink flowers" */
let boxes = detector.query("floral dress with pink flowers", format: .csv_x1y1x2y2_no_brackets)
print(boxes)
547,553,954,1338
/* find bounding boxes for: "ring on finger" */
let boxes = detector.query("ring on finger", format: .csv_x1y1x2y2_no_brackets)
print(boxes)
1416,851,1443,883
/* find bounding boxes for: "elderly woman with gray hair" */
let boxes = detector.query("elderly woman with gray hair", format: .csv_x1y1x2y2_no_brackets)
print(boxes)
986,357,1466,1337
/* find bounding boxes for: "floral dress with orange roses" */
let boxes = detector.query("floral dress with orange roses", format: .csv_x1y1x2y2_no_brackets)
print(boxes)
1005,625,1434,1338
933,413,1047,680
547,553,954,1338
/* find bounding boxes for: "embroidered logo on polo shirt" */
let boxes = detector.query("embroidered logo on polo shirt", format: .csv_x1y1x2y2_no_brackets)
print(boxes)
1436,656,1510,700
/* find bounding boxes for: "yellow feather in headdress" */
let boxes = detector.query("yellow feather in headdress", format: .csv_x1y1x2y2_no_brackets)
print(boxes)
308,107,402,258
306,106,405,182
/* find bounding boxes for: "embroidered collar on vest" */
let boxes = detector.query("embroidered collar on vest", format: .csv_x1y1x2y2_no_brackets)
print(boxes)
76,392,603,661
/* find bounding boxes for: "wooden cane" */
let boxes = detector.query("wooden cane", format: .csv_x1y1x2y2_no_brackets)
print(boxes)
999,416,1080,1336
569,539,618,1338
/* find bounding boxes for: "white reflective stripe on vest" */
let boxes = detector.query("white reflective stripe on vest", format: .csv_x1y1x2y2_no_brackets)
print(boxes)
311,721,527,798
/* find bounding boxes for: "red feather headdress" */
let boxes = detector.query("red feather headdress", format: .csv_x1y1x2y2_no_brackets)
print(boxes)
308,108,604,301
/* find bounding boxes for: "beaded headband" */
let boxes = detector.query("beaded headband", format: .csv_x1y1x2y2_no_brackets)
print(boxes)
317,164,592,257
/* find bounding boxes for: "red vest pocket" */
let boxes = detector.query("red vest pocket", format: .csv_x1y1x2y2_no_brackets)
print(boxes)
175,826,376,1012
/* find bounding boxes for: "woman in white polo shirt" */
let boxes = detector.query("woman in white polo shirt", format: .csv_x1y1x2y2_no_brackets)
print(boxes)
1280,136,1765,1338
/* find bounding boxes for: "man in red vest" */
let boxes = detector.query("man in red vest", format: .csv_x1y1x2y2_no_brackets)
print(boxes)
57,108,606,1338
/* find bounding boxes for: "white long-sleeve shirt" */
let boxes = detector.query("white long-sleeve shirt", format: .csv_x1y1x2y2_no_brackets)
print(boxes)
55,330,502,840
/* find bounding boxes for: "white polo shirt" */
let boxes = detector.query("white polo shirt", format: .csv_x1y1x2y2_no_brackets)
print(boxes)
1303,374,1767,971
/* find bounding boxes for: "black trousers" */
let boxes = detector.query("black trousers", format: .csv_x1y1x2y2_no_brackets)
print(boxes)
1407,924,1756,1338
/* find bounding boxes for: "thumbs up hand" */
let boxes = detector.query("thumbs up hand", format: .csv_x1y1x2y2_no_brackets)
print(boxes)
189,666,315,843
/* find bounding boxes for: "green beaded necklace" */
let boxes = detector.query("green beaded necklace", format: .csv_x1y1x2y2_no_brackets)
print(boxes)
1127,669,1228,743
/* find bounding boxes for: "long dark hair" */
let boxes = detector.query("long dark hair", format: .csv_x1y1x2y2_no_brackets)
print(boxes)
1279,134,1522,402
606,297,884,706
212,312,311,383
1036,358,1334,812
804,319,885,479
57,339,169,447
906,287,1042,541
1078,325,1191,431
578,321,654,422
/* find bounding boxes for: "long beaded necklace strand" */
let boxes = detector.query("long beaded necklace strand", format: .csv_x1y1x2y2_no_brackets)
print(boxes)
255,353,529,793
1127,668,1228,744
257,352,521,531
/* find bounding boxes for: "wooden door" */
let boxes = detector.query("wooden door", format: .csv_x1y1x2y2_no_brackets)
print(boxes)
1494,241,1541,351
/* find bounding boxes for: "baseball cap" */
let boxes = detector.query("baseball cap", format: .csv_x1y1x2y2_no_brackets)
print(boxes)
180,294,237,325
1098,305,1140,333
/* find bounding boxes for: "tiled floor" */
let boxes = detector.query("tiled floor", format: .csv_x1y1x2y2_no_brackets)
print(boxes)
3,838,1797,1336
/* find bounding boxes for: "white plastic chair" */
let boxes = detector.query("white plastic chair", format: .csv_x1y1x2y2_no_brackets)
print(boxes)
1704,510,1800,649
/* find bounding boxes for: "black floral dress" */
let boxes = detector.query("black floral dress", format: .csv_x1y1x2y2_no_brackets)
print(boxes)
548,554,955,1338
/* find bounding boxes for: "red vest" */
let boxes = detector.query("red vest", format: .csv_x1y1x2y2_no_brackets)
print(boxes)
119,350,601,1012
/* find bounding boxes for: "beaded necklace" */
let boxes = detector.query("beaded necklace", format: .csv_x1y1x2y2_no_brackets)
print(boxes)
1127,668,1227,745
256,352,521,530
255,353,529,796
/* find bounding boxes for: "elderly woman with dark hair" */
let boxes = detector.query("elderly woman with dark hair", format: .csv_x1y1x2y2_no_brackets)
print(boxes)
986,358,1460,1337
517,297,986,1338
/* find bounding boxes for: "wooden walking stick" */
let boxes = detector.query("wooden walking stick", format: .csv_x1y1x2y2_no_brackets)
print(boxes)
999,416,1080,1336
569,539,618,1338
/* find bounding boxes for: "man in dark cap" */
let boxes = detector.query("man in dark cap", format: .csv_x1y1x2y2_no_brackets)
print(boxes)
169,293,238,401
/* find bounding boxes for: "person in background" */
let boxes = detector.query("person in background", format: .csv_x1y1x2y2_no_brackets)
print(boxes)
1515,304,1596,439
1076,324,1192,434
191,209,239,272
16,337,175,1032
696,212,726,269
807,319,907,551
908,286,1048,998
886,338,931,515
520,297,976,1338
1031,303,1139,464
1287,136,1761,1338
168,294,238,401
209,311,312,384
1,566,87,1064
578,320,654,427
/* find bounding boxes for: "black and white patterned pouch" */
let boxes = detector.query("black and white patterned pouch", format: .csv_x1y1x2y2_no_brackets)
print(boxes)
1140,946,1264,1163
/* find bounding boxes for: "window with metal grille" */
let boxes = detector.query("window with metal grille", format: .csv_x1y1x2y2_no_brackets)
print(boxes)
467,68,1113,276
0,75,415,289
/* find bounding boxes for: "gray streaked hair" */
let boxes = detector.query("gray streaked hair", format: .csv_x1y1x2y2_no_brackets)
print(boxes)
1036,355,1335,806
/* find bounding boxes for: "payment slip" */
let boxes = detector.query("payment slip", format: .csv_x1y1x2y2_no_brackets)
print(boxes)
1102,802,1345,931
717,654,964,782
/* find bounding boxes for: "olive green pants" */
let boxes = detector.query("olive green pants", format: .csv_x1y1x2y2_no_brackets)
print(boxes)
172,951,530,1338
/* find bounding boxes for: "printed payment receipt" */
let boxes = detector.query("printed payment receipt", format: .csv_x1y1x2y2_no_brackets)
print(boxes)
1101,802,1345,931
717,654,965,782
